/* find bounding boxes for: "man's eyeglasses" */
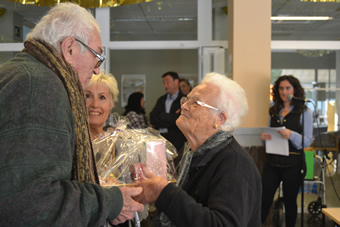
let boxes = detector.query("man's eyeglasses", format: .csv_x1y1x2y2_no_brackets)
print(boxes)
75,38,105,68
180,96,221,112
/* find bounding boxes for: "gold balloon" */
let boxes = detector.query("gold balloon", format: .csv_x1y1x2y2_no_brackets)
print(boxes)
9,0,155,8
0,8,7,18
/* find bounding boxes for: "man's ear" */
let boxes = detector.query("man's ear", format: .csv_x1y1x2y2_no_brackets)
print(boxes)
175,78,179,86
216,111,227,126
60,36,76,64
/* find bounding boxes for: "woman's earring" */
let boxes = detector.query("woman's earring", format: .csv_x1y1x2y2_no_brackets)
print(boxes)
214,124,218,129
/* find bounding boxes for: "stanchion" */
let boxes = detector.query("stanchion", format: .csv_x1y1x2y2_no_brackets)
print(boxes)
301,103,305,227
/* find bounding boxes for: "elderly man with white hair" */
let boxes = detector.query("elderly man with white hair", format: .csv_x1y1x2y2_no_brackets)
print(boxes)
0,3,143,226
135,72,262,227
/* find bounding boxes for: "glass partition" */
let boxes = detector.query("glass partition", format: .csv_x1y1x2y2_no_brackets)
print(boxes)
272,1,340,40
212,0,228,41
0,2,49,43
109,0,198,41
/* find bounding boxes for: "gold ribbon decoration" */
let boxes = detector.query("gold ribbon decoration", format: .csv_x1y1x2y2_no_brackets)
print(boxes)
0,8,6,18
9,0,155,8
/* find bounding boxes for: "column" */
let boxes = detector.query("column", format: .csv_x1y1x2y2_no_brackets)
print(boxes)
228,0,271,128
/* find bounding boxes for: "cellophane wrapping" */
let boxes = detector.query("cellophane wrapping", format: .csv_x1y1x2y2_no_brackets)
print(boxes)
92,115,178,221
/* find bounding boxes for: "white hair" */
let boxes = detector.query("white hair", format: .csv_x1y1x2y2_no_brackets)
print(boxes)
26,3,100,54
201,72,248,132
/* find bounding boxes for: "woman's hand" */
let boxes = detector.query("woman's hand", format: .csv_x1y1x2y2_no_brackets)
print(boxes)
278,128,292,140
261,132,271,141
133,167,169,204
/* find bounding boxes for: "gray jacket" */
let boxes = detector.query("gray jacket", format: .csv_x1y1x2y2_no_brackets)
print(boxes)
0,52,122,227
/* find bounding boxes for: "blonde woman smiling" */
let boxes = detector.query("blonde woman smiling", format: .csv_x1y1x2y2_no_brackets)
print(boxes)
85,71,119,139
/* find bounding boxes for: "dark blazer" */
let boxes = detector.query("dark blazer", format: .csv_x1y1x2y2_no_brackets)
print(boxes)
150,91,187,160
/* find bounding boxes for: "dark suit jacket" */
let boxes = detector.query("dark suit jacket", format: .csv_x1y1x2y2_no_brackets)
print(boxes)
150,91,187,163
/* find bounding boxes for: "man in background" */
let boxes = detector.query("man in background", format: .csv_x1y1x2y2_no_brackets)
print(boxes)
0,3,143,226
150,71,187,166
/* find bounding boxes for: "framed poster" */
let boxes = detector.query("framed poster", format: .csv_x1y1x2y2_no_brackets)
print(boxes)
121,74,146,107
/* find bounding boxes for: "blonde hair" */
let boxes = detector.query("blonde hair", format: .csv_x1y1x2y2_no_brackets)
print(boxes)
86,71,119,109
201,72,248,131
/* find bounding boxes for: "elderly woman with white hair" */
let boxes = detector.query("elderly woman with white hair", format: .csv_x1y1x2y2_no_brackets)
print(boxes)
134,72,262,226
85,71,119,139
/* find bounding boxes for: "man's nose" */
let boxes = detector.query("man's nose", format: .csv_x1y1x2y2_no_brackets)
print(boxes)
181,101,189,110
94,67,100,75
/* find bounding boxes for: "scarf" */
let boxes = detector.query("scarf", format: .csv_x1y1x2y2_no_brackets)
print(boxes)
160,130,233,227
23,39,99,184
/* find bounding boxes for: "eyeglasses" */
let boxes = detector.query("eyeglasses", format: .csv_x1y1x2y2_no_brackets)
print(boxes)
180,96,221,112
75,38,105,68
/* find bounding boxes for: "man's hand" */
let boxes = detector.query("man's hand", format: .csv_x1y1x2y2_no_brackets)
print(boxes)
111,187,144,225
133,167,169,204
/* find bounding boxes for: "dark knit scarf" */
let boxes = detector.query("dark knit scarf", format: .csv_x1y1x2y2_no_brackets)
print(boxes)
177,130,233,188
160,130,233,227
23,39,99,184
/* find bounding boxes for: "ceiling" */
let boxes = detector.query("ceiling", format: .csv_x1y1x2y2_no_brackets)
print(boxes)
109,0,199,40
272,0,340,40
0,0,340,41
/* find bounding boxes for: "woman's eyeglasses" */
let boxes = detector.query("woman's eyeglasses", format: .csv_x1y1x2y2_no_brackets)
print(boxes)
180,96,221,112
75,38,105,68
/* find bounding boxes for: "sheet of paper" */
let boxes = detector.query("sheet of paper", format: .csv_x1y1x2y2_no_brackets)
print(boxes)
263,127,289,156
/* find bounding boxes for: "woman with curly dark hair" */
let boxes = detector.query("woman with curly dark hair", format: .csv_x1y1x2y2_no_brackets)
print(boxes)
261,75,313,226
123,92,149,129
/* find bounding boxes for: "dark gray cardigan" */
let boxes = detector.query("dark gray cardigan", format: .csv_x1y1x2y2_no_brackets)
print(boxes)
155,137,262,227
0,52,122,226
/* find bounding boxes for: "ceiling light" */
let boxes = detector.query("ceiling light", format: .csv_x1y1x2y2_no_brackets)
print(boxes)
296,50,331,57
271,16,333,21
300,0,340,2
